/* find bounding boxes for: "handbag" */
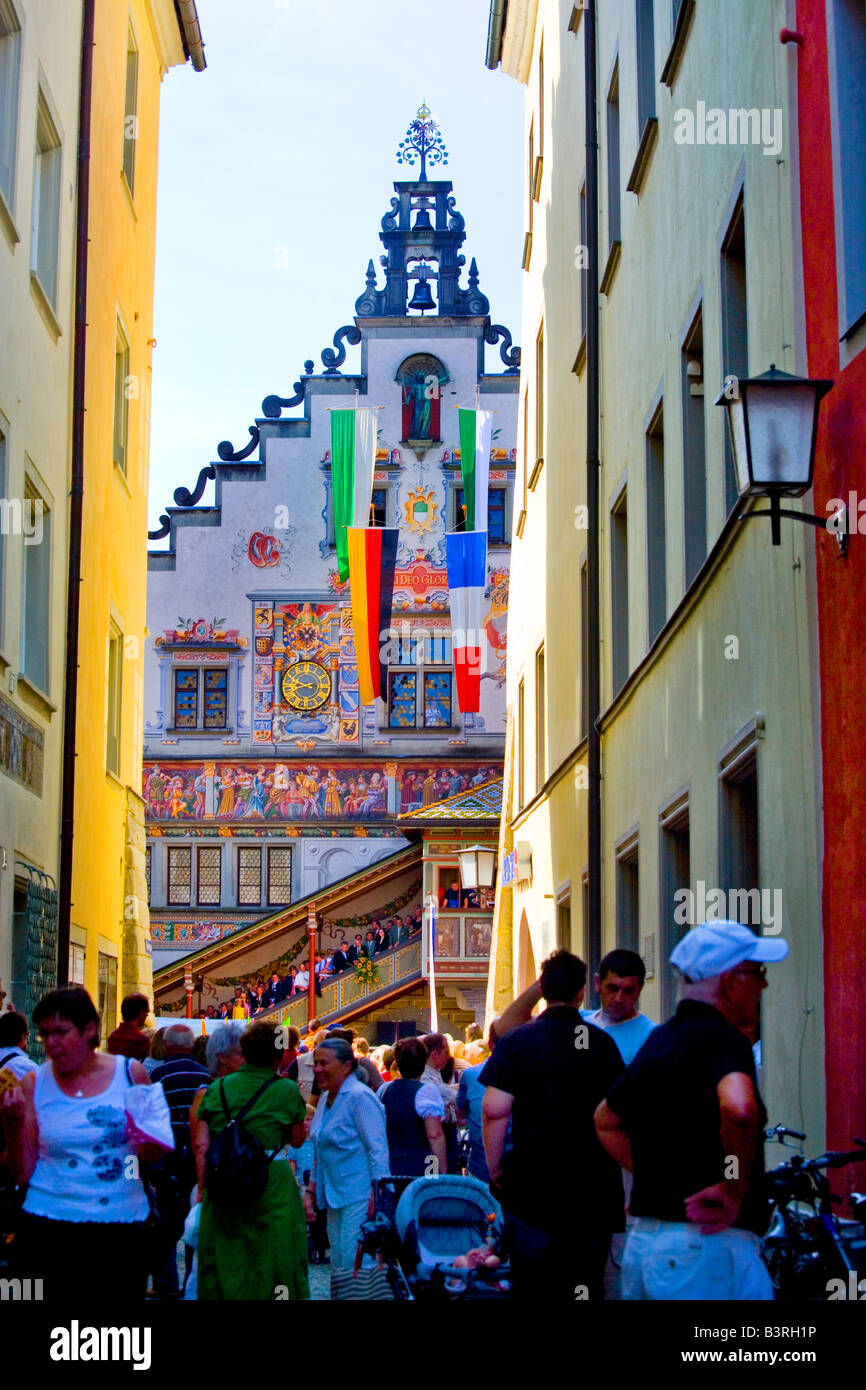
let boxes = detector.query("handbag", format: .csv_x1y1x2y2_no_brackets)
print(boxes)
204,1074,280,1206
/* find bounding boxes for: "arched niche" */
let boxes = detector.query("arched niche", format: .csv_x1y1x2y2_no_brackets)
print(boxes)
395,353,449,444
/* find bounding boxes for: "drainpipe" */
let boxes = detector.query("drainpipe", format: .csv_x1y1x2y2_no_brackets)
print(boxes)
584,1,603,1001
57,0,95,989
175,0,207,72
485,0,508,69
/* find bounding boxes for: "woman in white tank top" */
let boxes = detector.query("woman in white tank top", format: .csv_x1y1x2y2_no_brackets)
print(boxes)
0,987,154,1300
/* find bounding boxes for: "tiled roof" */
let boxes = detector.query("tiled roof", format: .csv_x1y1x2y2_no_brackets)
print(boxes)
398,778,502,822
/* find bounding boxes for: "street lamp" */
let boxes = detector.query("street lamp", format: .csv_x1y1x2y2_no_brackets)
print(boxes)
714,365,839,549
458,844,497,893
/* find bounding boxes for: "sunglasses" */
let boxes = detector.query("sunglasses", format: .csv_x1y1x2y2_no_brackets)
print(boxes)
732,964,768,981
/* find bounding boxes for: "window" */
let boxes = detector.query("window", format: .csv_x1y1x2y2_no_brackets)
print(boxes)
635,0,656,132
517,678,525,809
267,846,292,906
720,736,760,919
535,644,546,792
720,192,748,513
646,401,666,644
145,845,152,901
97,952,118,1044
538,41,544,161
829,1,866,337
681,308,707,586
556,894,571,951
172,666,228,731
106,623,123,775
610,486,629,695
197,846,221,906
68,942,86,988
113,320,130,475
606,63,621,250
455,485,508,543
238,846,262,905
535,323,544,475
371,486,388,527
387,633,453,729
31,91,62,308
21,480,50,692
527,121,534,240
659,792,690,1018
0,1,22,209
167,846,192,906
615,833,640,952
122,25,139,196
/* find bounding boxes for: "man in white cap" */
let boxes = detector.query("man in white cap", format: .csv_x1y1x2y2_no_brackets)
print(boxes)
593,920,787,1300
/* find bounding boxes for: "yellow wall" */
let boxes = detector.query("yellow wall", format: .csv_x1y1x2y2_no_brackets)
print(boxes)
72,0,194,1023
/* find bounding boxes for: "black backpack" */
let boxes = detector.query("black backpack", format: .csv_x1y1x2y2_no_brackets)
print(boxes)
204,1074,281,1206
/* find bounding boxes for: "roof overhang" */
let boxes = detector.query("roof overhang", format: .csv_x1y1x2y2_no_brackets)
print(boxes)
485,0,538,82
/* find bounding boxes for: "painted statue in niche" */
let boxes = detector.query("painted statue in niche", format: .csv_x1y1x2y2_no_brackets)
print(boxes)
398,355,448,442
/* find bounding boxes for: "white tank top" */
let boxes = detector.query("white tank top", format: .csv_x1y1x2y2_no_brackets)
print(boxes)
23,1055,150,1223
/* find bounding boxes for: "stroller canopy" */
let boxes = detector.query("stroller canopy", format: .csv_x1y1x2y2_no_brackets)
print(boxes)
395,1175,504,1266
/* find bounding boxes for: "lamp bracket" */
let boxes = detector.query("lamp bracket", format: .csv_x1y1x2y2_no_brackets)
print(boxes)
739,497,848,556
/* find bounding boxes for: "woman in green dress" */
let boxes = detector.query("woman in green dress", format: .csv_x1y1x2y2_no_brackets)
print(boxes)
195,1019,309,1300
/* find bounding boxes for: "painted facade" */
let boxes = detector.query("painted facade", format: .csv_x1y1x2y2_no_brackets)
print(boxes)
0,0,83,1018
486,0,826,1143
145,145,518,961
793,0,866,1155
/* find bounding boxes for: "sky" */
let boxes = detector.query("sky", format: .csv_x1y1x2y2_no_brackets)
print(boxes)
147,0,524,532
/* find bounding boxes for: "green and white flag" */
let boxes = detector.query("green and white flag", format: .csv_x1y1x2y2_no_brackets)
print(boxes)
330,408,377,581
457,407,493,531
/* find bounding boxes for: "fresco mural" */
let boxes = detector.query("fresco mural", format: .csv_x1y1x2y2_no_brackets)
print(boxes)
143,760,500,823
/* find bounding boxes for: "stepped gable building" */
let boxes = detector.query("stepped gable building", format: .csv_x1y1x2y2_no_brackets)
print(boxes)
144,109,519,969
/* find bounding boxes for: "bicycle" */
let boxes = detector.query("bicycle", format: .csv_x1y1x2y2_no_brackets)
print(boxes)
762,1126,866,1300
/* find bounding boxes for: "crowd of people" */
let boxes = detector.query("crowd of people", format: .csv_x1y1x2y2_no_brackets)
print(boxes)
0,918,785,1302
195,906,429,1021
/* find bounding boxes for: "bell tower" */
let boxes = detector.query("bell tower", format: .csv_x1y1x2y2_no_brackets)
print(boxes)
354,104,491,321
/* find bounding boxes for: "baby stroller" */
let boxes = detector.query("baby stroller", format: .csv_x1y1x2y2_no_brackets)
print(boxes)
357,1175,511,1300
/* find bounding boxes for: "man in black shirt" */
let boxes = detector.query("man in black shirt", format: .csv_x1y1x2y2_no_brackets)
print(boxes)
150,1024,210,1295
481,950,625,1300
594,920,787,1300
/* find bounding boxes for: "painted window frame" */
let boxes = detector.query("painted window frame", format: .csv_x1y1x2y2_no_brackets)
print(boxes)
0,0,23,219
30,86,62,311
20,471,51,695
121,20,139,199
170,663,230,733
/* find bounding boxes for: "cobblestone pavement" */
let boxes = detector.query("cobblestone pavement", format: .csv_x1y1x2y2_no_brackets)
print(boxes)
309,1261,330,1300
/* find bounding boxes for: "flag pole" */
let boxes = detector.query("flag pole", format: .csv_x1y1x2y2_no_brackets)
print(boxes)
426,892,438,1032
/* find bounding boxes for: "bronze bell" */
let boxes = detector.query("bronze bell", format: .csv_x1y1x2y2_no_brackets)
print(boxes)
408,270,436,313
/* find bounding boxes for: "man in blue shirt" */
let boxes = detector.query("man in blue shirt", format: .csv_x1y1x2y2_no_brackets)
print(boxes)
581,949,657,1065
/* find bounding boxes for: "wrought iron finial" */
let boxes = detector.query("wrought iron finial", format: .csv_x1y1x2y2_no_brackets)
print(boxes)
395,102,448,181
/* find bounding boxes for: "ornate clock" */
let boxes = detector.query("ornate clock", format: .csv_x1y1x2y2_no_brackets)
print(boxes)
281,660,331,712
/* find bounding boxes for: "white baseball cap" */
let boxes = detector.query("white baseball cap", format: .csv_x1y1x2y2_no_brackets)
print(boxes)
670,920,788,981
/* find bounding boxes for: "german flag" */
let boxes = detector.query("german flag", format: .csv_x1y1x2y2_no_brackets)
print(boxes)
346,527,399,704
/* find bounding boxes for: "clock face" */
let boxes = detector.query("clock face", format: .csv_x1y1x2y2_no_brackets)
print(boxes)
282,660,330,712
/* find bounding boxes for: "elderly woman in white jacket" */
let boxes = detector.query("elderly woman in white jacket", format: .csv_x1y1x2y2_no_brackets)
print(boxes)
304,1037,389,1275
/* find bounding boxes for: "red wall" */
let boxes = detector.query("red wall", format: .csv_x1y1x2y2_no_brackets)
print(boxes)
796,0,866,1155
